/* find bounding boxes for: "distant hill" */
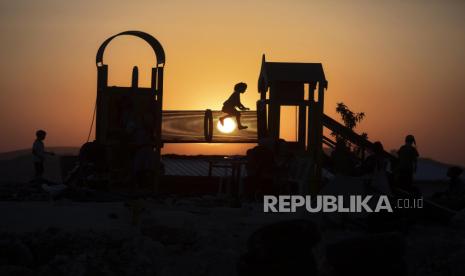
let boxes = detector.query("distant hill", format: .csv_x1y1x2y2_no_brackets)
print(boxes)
0,147,462,183
0,147,80,161
415,157,462,181
0,147,79,183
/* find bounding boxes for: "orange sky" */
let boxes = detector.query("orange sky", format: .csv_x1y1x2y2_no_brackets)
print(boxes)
0,0,464,166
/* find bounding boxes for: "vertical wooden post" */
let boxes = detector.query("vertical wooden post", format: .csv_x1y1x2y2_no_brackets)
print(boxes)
96,65,108,143
151,67,157,92
153,66,164,193
268,84,281,141
298,103,306,150
308,82,325,194
307,82,316,153
131,66,139,89
311,81,325,194
257,100,268,140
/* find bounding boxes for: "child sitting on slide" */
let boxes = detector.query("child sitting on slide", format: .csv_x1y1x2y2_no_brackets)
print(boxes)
219,82,249,130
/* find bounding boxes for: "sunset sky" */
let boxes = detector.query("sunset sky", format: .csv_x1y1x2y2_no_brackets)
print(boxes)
0,0,464,166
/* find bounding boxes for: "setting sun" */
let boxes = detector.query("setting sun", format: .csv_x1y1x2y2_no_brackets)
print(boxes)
217,118,236,134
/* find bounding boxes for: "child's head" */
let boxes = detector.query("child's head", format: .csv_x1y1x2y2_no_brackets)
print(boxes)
405,134,415,145
36,130,47,140
234,82,247,93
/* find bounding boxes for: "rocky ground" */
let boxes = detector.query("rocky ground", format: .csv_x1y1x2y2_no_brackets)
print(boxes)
1,151,464,275
0,193,465,276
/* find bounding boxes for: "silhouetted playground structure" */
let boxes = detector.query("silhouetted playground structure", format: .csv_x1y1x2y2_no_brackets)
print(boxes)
92,31,399,190
94,31,328,190
90,30,458,217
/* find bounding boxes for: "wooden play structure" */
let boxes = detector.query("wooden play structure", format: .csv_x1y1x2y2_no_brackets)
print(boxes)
95,31,165,186
53,29,456,220
90,30,395,194
257,55,328,192
91,30,334,193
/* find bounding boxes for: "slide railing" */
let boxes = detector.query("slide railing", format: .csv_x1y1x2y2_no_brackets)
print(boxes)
322,113,457,218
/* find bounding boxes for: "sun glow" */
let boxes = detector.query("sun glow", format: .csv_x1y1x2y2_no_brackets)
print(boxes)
217,118,236,134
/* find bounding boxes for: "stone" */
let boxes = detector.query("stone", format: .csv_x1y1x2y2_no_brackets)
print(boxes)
238,219,320,276
0,265,34,276
0,239,34,267
326,232,406,276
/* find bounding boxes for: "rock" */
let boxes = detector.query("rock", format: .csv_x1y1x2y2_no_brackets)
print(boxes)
0,265,34,276
325,232,406,276
141,223,197,246
27,228,70,264
446,248,465,276
0,239,34,267
125,236,165,259
246,219,320,261
108,212,119,219
50,253,87,276
451,208,465,228
37,264,60,276
238,219,320,276
159,255,206,276
202,251,237,276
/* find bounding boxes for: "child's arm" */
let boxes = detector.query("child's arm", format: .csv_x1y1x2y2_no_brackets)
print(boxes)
238,103,249,110
237,99,249,110
231,92,249,110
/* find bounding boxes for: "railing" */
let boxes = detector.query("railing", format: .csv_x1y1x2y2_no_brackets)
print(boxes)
321,113,457,218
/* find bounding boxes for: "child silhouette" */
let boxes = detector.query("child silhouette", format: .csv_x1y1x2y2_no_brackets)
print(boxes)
219,82,249,130
32,130,55,179
397,134,419,191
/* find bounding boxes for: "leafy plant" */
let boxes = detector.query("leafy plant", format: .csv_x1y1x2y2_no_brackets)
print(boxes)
332,102,368,154
335,102,365,130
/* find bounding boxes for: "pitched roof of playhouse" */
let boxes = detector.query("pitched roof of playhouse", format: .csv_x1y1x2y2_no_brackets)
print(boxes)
258,55,327,93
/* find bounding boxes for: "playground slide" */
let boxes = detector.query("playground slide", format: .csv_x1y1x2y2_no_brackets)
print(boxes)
322,114,394,161
322,113,457,218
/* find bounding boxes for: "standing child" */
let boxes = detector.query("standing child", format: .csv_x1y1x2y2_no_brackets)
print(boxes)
219,82,249,130
397,134,419,191
32,130,55,179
